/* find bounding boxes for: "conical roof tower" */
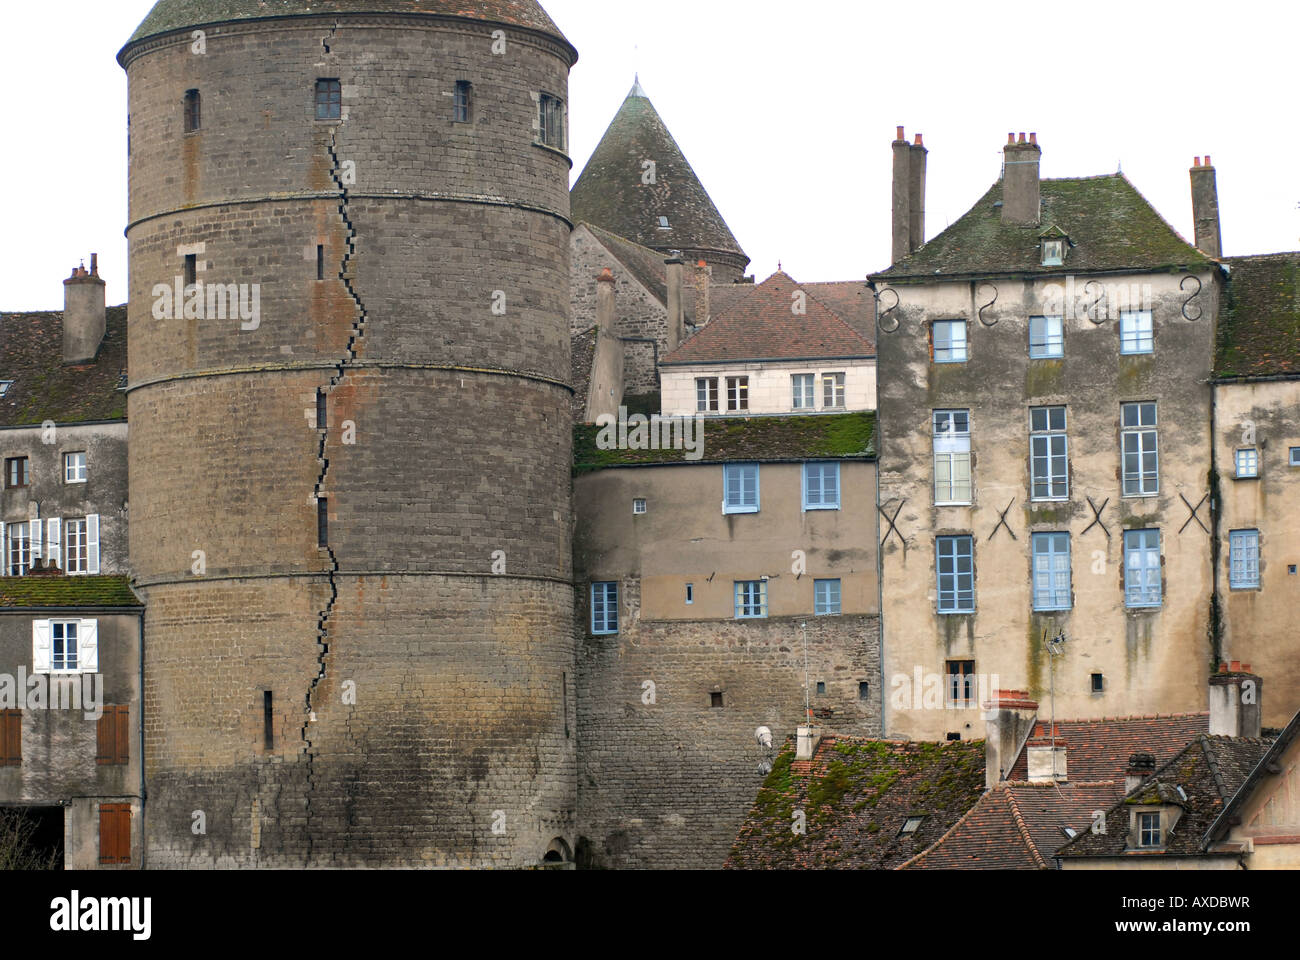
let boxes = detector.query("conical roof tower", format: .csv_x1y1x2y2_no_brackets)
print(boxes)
571,77,750,282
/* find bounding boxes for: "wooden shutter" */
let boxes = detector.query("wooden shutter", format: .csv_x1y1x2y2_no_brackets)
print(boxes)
46,519,61,570
32,620,52,673
99,804,131,865
86,515,100,574
115,706,129,764
78,619,99,673
1,710,20,766
96,706,130,765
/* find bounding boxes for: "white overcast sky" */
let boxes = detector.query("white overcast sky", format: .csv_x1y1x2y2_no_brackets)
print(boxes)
2,0,1297,310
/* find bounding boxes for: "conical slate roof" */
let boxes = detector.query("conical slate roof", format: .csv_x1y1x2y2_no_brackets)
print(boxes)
571,78,749,278
126,0,571,51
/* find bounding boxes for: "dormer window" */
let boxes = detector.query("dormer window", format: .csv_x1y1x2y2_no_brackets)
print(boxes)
657,216,671,230
1137,811,1161,847
1042,238,1065,266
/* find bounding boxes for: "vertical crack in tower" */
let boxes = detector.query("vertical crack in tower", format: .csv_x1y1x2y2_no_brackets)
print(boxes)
302,125,368,861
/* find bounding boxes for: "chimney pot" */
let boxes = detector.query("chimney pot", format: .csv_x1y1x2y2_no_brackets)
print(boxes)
914,133,923,146
896,125,905,141
1231,660,1241,672
1007,132,1015,144
1204,155,1212,167
1029,132,1037,145
1193,156,1201,167
1243,663,1252,672
1018,132,1026,143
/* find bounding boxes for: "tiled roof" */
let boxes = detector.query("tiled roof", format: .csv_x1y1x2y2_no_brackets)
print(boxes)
873,175,1212,281
582,223,674,309
126,0,571,49
724,736,986,870
706,283,758,321
573,411,875,473
662,272,875,365
1215,253,1300,379
801,281,876,344
570,83,748,270
1057,735,1275,860
0,306,128,427
1006,713,1209,783
569,327,597,421
0,576,141,609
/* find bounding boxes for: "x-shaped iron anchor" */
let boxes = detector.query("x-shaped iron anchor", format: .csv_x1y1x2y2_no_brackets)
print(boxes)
1180,493,1210,535
988,498,1017,541
879,499,907,549
1083,497,1110,539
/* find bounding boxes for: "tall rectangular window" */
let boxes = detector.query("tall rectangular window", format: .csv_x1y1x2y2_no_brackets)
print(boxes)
814,579,841,616
696,377,719,412
822,373,846,408
945,660,976,706
803,462,841,511
183,253,198,289
5,457,28,489
263,691,274,751
316,245,326,281
64,451,87,484
932,321,968,363
1124,530,1162,608
1029,315,1064,359
453,81,473,123
51,621,79,673
1229,530,1261,589
538,93,566,150
591,582,619,635
1030,406,1068,500
734,580,767,619
183,89,201,133
1032,532,1072,611
6,523,29,577
1121,403,1159,496
726,376,749,411
1120,310,1154,354
65,518,89,574
1138,812,1161,848
792,374,815,410
315,79,342,121
933,410,972,505
936,536,975,614
1235,448,1260,479
723,463,759,514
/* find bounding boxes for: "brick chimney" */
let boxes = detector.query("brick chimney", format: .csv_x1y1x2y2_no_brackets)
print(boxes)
1190,156,1222,259
1126,753,1156,794
596,267,616,332
1209,662,1262,738
693,260,712,326
891,126,912,264
983,689,1039,789
63,253,107,364
665,255,684,352
1002,132,1042,226
909,133,927,255
1025,721,1068,783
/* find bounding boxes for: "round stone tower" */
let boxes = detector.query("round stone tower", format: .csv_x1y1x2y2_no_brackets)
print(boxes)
120,0,578,867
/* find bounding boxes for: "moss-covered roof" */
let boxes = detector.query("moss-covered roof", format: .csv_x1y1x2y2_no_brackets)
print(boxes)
125,0,572,51
0,576,141,610
873,175,1212,281
725,736,986,870
570,83,748,270
1215,253,1300,379
573,411,874,474
0,306,128,427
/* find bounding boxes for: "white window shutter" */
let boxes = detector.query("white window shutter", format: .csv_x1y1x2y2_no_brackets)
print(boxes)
47,519,61,570
32,620,52,672
79,620,99,673
30,518,41,561
0,523,6,576
86,515,100,574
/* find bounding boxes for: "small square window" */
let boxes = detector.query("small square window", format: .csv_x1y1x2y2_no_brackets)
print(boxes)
64,452,87,484
1029,316,1064,359
858,681,870,701
1091,672,1105,693
710,691,724,709
1290,447,1300,467
1138,811,1161,848
5,457,29,489
803,462,841,511
0,381,13,397
315,79,342,121
1236,448,1260,479
1120,311,1154,355
657,216,671,230
1041,239,1065,266
815,681,826,696
633,498,647,515
723,463,760,514
933,321,968,363
685,583,694,605
734,580,767,619
814,579,842,616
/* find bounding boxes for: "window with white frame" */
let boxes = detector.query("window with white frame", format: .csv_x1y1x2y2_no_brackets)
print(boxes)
1041,239,1065,266
723,463,759,514
5,523,30,576
1029,316,1064,359
803,462,841,511
1290,447,1300,467
735,580,767,619
1120,310,1154,354
60,515,99,575
1229,530,1260,589
1032,532,1072,611
1121,403,1159,496
932,321,967,363
726,376,749,412
814,579,841,616
632,499,647,516
1124,529,1162,608
1030,406,1069,500
822,373,846,409
933,410,972,505
696,377,719,413
792,374,815,410
32,618,97,675
1137,811,1161,848
64,451,87,484
936,536,975,614
590,582,618,635
1236,448,1260,479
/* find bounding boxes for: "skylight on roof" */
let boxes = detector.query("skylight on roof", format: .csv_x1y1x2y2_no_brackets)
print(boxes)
657,216,670,230
899,816,924,836
0,381,13,397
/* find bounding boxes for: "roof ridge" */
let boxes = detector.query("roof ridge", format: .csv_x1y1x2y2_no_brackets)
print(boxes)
896,784,999,870
1003,787,1050,869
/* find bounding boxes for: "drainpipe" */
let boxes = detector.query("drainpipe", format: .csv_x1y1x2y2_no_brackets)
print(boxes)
1208,362,1224,667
